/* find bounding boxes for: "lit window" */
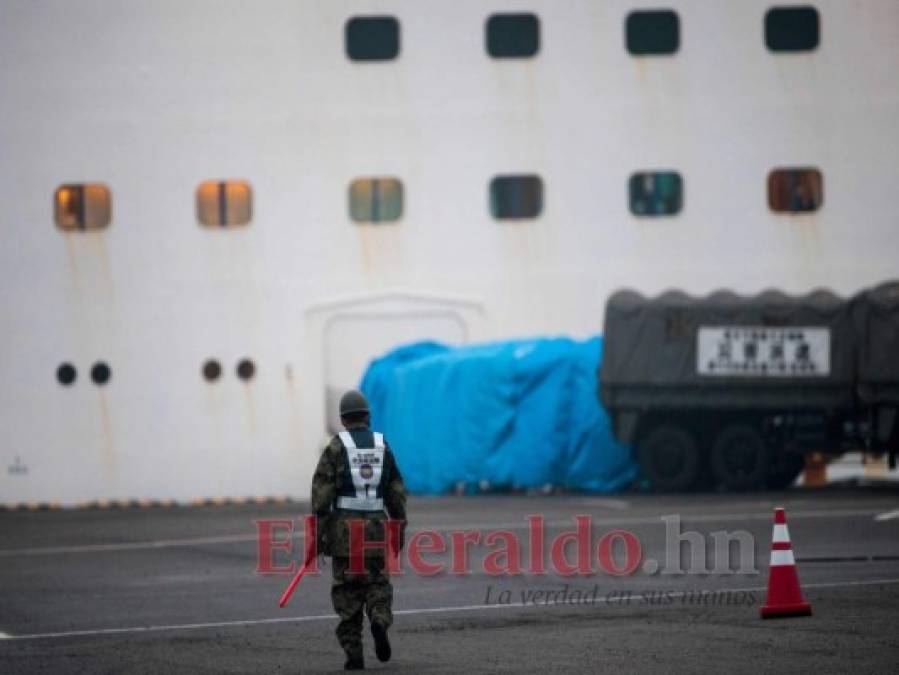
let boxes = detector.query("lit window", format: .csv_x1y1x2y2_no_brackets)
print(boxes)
629,172,683,216
346,16,400,61
349,178,403,223
768,168,823,212
196,180,252,227
486,13,539,58
625,10,679,55
54,184,111,231
765,6,820,52
490,175,543,220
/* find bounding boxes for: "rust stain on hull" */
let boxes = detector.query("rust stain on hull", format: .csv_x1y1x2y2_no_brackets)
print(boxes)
97,389,117,476
284,364,303,450
792,213,823,288
244,384,256,434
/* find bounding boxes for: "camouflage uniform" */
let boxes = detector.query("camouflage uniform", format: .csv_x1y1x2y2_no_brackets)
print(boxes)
311,420,407,664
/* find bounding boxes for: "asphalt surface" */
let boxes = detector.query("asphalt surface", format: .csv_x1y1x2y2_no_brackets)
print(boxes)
1,487,898,674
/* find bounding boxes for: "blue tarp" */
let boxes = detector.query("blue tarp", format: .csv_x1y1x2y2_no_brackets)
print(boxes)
360,337,638,495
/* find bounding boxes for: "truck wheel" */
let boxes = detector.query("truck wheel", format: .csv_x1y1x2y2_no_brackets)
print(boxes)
711,425,770,491
767,453,805,490
636,426,701,492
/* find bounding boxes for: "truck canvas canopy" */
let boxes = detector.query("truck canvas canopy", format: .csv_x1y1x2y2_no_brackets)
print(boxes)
600,288,857,411
853,281,899,406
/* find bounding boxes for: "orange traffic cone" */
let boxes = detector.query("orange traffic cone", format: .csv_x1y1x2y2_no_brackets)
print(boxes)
760,507,812,618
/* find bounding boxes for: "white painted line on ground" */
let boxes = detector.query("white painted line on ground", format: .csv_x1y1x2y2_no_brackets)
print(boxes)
0,507,887,558
0,533,262,557
0,631,13,639
874,509,899,522
3,577,899,642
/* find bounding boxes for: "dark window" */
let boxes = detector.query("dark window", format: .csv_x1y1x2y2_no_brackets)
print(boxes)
57,363,77,386
202,360,222,382
490,175,543,220
486,13,539,58
768,168,823,212
197,180,252,227
91,362,111,386
349,178,403,223
625,10,679,55
345,16,400,61
54,184,111,231
629,172,683,216
765,6,820,52
237,359,256,381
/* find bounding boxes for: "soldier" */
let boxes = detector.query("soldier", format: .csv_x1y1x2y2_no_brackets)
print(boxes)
311,390,407,671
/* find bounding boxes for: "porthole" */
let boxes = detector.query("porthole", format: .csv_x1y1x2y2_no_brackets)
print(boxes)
57,363,77,386
91,362,112,386
202,359,222,382
236,359,256,381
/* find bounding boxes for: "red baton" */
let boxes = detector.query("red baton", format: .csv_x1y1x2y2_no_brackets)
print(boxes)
278,516,319,608
279,547,315,608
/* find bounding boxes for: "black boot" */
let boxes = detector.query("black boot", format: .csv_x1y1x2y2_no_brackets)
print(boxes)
371,623,391,663
344,650,364,670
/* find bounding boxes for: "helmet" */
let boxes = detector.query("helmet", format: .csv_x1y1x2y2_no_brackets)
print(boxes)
339,390,370,418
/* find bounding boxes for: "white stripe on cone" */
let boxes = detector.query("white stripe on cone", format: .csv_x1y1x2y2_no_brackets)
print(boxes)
770,549,796,566
772,523,790,543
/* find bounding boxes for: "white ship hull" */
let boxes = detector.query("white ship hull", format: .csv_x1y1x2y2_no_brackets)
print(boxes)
2,0,898,505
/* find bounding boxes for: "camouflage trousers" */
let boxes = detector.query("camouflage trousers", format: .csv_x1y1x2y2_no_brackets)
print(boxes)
331,557,393,659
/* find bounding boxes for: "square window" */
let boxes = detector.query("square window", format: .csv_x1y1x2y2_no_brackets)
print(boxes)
625,10,679,55
490,175,543,219
345,16,400,61
349,178,403,223
629,172,683,216
768,168,823,212
765,6,820,52
196,180,252,227
54,184,111,231
486,13,539,59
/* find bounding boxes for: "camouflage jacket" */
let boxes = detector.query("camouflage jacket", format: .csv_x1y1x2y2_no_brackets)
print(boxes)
310,422,407,557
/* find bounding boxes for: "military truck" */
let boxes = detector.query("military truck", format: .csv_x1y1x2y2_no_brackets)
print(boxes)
599,282,899,491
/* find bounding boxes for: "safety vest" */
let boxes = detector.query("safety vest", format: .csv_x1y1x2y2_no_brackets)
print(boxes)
335,430,385,512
